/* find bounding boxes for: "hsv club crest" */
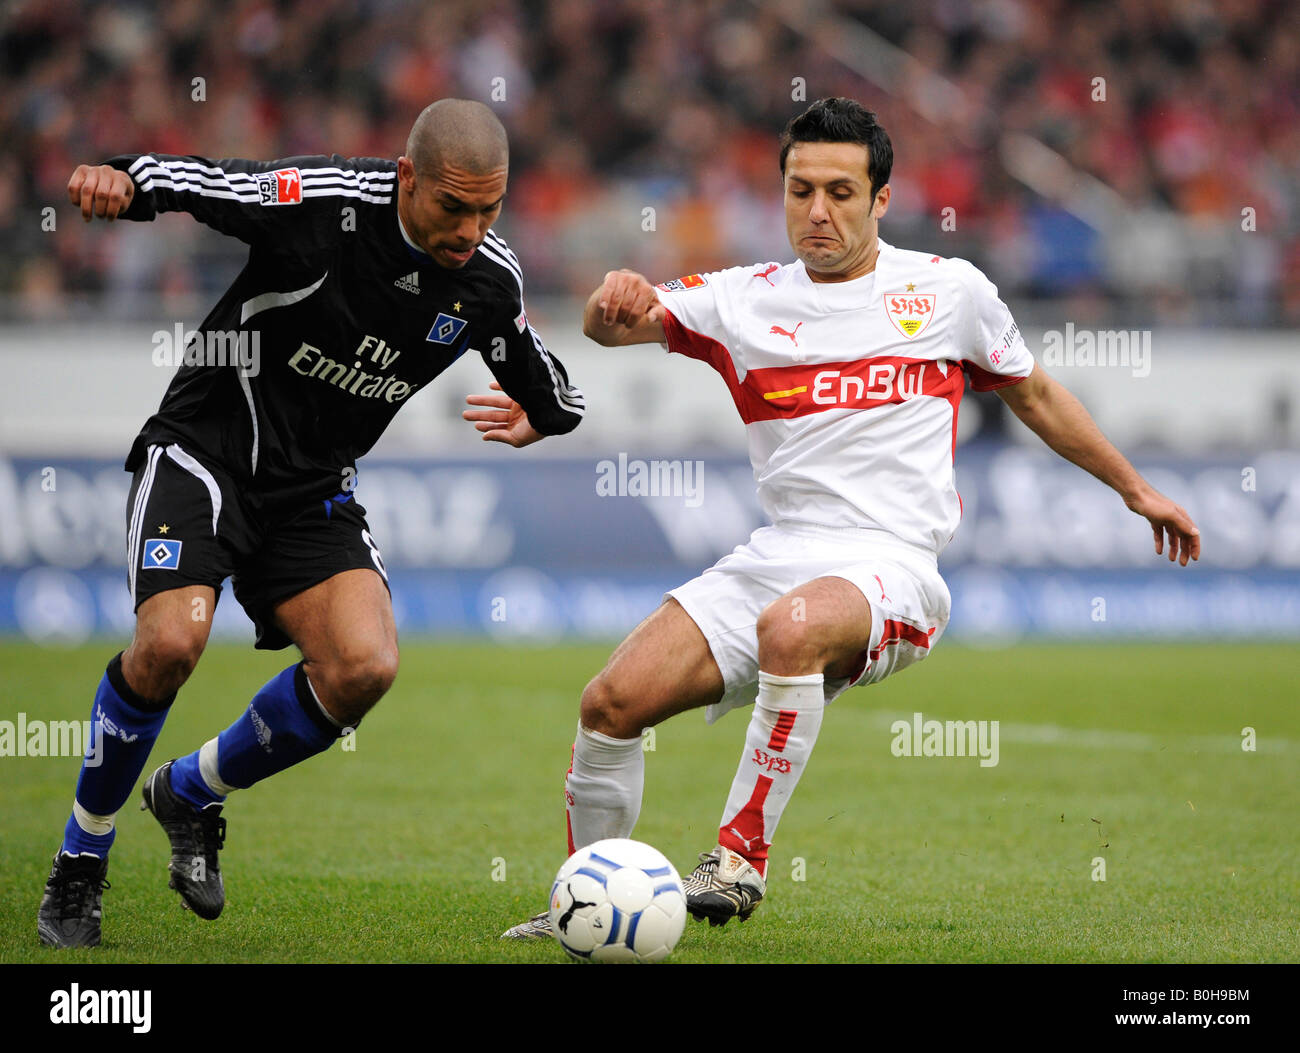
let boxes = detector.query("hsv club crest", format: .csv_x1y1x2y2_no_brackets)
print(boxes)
884,291,936,338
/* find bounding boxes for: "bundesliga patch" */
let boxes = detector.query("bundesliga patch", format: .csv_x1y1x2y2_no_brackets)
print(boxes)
142,538,182,570
656,274,708,293
254,167,302,206
426,312,468,345
884,291,936,338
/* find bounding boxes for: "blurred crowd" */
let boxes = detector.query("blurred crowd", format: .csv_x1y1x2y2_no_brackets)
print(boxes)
1,0,1297,325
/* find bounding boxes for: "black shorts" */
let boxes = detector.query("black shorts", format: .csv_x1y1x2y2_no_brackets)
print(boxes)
126,442,390,649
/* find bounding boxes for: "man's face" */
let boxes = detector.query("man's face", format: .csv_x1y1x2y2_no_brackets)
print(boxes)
783,141,889,281
397,156,507,269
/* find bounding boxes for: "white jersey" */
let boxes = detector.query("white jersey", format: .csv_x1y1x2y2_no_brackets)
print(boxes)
653,238,1034,557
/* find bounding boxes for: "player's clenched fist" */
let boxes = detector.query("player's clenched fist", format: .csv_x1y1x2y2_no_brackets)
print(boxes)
67,164,134,222
596,269,665,328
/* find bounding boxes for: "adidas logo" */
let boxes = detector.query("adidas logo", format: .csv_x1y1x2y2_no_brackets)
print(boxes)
394,271,420,294
249,707,272,753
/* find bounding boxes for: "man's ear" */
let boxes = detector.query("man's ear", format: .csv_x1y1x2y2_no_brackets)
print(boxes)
397,156,416,191
873,183,891,220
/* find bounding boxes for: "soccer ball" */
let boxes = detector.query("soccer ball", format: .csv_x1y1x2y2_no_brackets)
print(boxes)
548,838,687,962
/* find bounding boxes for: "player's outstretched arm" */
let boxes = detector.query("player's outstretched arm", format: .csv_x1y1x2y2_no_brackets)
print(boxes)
68,165,135,222
997,364,1201,566
582,270,668,346
69,153,343,244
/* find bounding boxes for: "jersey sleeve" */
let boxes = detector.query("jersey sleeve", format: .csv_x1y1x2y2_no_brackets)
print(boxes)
954,261,1034,391
103,153,372,245
477,239,585,436
654,270,746,383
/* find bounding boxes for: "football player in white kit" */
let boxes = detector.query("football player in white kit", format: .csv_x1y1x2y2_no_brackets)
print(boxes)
503,98,1200,938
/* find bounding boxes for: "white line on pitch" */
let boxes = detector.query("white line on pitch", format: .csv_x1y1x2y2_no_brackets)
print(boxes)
869,711,1298,755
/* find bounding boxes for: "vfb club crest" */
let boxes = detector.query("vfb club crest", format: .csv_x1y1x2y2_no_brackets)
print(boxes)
884,291,936,338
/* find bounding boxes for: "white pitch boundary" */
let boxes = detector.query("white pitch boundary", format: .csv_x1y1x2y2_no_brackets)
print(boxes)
869,711,1298,756
436,690,1296,756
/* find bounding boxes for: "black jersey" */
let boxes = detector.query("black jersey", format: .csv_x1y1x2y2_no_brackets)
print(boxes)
106,152,585,507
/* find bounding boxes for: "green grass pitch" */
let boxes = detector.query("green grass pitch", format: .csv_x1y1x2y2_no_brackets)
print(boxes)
2,639,1296,963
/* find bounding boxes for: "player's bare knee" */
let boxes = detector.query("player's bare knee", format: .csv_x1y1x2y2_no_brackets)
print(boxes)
125,626,205,699
579,674,640,739
311,647,398,724
756,600,823,673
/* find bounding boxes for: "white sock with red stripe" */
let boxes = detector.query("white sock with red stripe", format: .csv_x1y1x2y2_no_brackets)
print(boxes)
565,723,643,854
717,670,824,878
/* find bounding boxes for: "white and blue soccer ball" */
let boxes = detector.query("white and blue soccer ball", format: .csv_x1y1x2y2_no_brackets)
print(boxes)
548,838,687,963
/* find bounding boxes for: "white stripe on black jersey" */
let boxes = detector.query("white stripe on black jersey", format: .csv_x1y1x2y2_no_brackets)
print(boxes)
107,150,584,504
483,231,523,282
484,230,523,275
476,239,523,296
131,156,396,203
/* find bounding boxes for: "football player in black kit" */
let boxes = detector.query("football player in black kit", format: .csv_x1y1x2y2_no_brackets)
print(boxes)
38,99,585,948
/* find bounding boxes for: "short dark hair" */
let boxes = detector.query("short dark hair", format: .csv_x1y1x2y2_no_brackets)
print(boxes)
407,98,508,177
779,98,892,200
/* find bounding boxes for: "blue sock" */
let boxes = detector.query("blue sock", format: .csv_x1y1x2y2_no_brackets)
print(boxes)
170,663,343,809
61,653,173,858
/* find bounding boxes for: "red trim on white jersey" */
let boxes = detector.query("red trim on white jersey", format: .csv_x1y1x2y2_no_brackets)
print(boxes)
869,619,937,662
844,618,938,688
660,311,748,410
966,360,1030,392
664,312,965,425
655,244,1033,554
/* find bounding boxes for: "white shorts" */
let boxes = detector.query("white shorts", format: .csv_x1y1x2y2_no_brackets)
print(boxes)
668,522,951,723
